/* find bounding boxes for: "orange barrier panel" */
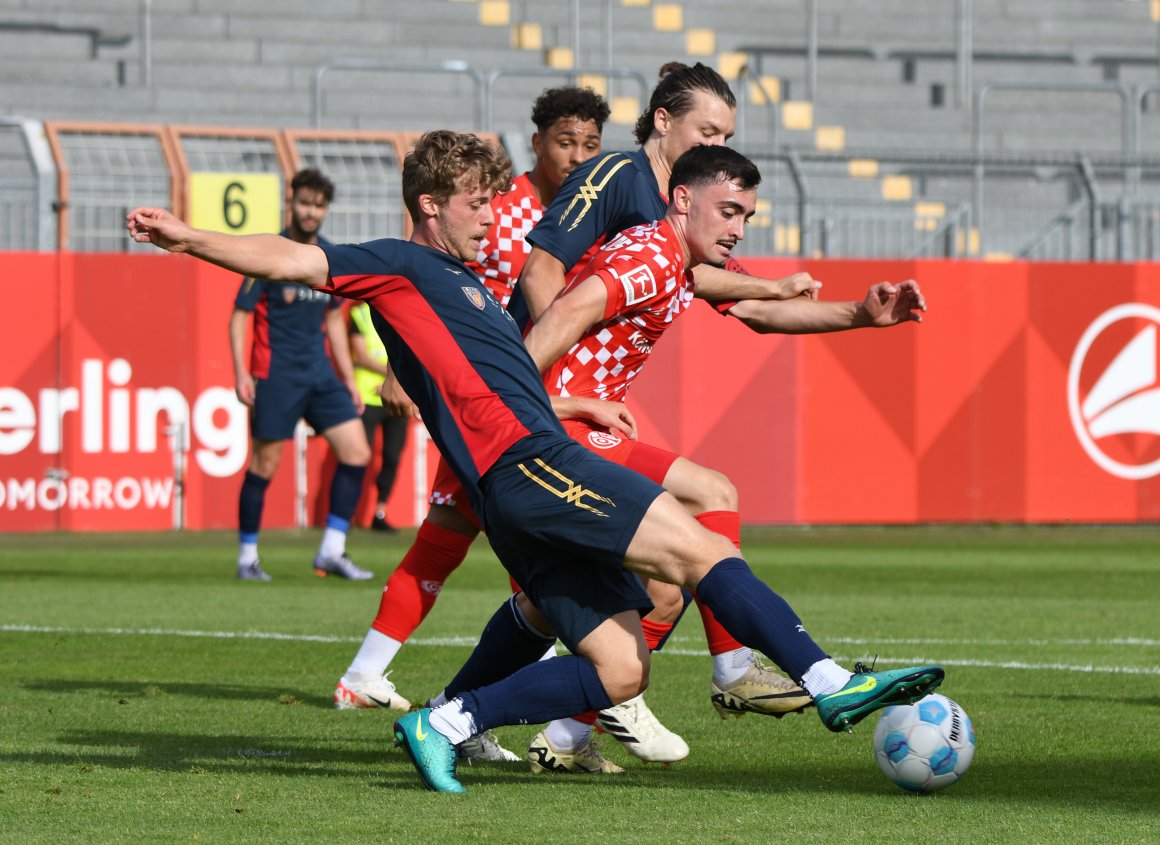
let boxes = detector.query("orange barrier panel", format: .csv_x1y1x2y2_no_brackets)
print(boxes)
3,254,1159,531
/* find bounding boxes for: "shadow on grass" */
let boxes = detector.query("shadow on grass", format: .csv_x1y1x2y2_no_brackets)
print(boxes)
0,727,392,777
24,679,333,709
1014,692,1160,709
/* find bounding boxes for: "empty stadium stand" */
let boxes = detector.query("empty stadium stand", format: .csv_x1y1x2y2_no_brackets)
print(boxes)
2,0,1160,259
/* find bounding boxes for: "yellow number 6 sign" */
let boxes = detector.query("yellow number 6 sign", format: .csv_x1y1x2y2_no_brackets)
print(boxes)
188,172,282,235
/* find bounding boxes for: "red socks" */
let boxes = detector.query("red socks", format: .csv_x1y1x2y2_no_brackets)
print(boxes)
370,520,474,641
694,511,744,656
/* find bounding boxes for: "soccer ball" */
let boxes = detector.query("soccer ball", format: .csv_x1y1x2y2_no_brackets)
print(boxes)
872,693,975,793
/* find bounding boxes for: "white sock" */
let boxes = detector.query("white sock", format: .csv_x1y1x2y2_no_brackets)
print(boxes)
801,659,854,697
538,643,557,661
543,718,594,752
428,698,477,745
319,527,346,559
712,646,754,686
238,542,259,567
345,629,403,678
428,690,448,708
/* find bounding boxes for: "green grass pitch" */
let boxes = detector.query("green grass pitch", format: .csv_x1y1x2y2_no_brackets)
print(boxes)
1,526,1158,844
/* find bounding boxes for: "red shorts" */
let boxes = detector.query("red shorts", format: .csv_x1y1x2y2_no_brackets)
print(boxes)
426,418,678,530
560,418,678,484
428,455,482,530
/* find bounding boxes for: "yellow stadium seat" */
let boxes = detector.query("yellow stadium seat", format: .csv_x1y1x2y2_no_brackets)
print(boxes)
781,101,813,131
686,28,715,56
512,22,542,50
479,0,509,26
848,159,879,178
881,174,912,201
546,47,574,69
653,4,683,31
815,125,844,151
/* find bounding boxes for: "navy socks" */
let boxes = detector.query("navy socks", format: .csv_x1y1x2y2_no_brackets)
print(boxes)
459,654,613,733
695,557,827,683
238,471,270,539
328,462,366,522
444,595,556,699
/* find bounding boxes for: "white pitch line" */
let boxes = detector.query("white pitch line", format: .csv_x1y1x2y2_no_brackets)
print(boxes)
4,625,1159,676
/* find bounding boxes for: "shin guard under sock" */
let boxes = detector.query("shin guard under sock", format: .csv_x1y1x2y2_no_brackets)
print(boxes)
695,511,744,655
694,557,827,684
238,471,270,538
371,521,474,641
443,594,556,699
459,655,613,733
327,462,366,522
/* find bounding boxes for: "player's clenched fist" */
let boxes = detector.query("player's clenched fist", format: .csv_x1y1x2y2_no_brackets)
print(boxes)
780,271,822,300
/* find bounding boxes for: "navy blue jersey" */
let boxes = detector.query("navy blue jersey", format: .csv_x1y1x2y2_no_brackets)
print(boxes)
525,148,667,271
319,239,566,506
235,232,338,381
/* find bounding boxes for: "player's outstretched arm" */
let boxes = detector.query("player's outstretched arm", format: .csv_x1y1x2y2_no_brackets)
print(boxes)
126,207,330,288
726,280,926,335
523,275,609,373
692,264,821,302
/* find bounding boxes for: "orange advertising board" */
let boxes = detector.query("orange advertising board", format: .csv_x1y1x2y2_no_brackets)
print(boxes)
2,254,1158,531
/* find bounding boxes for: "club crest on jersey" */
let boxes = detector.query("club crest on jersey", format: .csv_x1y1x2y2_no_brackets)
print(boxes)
619,265,657,306
462,286,486,310
587,430,622,449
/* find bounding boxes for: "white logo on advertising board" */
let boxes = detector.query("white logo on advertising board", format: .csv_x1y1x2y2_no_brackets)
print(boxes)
1067,303,1160,480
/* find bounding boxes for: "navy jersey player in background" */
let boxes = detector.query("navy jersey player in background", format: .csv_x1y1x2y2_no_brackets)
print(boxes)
127,130,945,794
515,61,824,729
227,168,374,582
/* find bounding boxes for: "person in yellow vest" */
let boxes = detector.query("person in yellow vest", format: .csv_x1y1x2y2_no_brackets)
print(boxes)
349,301,409,532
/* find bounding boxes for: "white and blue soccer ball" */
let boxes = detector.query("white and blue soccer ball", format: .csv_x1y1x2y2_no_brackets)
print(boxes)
872,693,975,793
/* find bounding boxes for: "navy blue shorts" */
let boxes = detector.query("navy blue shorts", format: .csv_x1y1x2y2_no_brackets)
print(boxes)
479,436,664,654
250,371,359,442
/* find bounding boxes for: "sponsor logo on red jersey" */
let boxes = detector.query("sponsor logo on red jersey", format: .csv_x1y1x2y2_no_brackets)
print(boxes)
619,265,657,306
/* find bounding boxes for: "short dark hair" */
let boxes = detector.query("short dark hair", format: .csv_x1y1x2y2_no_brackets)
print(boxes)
290,168,335,203
530,86,611,133
668,145,761,202
634,62,736,145
402,130,512,223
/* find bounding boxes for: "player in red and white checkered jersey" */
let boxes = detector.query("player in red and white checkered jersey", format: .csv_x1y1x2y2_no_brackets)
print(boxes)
467,92,606,308
467,173,540,309
542,217,696,404
517,144,927,758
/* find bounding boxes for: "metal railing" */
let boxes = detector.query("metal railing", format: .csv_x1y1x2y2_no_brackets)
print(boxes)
312,59,487,129
482,66,649,132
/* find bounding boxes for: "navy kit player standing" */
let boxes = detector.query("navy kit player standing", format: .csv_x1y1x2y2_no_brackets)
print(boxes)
228,168,373,582
127,130,946,795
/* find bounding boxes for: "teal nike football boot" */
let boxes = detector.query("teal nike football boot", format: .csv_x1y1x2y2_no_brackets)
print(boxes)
393,708,466,793
815,663,945,733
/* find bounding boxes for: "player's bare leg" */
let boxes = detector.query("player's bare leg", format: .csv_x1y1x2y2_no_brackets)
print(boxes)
336,503,479,711
655,458,812,718
622,491,943,732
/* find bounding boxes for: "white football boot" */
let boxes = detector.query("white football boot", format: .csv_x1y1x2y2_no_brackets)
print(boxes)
333,672,411,711
596,693,689,765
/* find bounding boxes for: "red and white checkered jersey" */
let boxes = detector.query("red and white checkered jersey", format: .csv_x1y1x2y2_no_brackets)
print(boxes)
468,171,605,309
544,218,693,402
467,172,541,308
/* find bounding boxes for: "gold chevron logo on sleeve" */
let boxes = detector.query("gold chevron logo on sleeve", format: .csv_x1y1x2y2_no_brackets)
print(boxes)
560,154,633,233
517,458,615,517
